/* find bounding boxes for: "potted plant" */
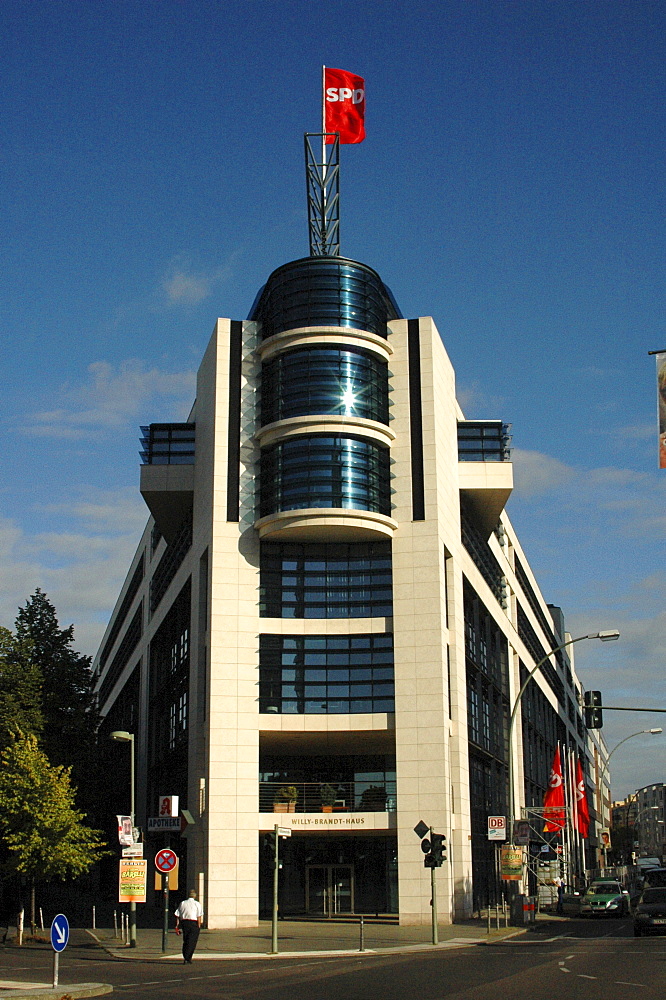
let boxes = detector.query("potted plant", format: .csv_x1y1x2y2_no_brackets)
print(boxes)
360,785,387,811
274,785,299,813
320,783,337,812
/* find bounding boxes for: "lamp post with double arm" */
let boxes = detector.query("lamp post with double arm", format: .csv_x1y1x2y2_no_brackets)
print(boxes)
507,630,620,851
111,731,137,948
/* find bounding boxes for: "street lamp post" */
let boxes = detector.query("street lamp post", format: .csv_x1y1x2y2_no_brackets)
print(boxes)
507,630,619,850
111,731,136,948
599,729,662,793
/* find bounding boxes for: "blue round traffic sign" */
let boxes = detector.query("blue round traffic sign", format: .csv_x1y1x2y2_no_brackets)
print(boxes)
50,914,69,953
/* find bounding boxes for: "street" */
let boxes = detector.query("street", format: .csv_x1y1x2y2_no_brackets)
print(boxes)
2,918,665,1000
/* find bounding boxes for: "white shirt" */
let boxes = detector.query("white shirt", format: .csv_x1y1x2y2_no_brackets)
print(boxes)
175,898,204,921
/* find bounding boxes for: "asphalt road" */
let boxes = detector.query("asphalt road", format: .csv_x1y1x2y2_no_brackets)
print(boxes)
3,918,665,1000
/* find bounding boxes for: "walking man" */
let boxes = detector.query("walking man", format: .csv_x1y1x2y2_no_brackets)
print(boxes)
174,890,203,963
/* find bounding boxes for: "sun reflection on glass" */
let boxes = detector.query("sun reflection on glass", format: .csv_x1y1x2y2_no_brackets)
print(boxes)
341,385,356,413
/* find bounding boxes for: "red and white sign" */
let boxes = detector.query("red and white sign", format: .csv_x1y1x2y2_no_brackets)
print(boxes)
324,67,365,144
158,795,179,818
155,848,178,873
487,815,507,841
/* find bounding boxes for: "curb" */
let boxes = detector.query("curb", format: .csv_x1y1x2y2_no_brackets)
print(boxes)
96,928,525,962
0,984,112,999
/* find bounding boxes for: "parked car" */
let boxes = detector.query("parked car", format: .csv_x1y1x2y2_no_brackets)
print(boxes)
580,881,630,918
633,887,666,936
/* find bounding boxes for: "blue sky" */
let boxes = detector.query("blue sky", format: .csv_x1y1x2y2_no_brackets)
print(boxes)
2,0,665,799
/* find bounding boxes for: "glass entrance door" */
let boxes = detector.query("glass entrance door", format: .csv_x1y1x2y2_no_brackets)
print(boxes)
306,864,354,916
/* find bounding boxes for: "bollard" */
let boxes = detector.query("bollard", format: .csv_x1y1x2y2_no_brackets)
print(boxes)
496,905,500,930
486,907,490,934
39,907,44,931
113,910,118,938
92,905,96,930
359,914,365,952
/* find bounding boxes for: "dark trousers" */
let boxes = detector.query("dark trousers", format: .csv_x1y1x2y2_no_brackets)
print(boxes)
181,919,200,961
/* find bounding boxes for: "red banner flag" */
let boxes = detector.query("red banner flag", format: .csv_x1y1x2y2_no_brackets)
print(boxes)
575,757,590,838
543,746,566,831
324,67,365,144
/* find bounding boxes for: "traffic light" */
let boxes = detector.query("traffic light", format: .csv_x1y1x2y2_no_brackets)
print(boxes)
583,690,603,729
431,833,447,866
421,832,447,867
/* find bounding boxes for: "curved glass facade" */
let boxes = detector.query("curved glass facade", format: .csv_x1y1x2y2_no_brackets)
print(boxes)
261,347,390,426
259,435,392,518
249,257,400,341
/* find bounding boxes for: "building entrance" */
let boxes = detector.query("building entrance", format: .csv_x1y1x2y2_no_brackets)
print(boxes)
306,864,354,916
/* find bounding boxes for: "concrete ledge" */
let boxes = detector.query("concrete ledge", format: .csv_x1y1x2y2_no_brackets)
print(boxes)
0,983,112,998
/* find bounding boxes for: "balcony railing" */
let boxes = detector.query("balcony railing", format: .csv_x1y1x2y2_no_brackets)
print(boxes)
259,780,396,814
140,423,195,465
458,421,511,462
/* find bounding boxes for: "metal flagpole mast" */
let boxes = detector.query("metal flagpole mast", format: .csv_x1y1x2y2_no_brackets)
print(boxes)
322,65,326,175
560,742,570,887
567,748,576,885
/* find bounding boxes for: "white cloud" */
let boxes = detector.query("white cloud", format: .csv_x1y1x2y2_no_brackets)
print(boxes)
160,256,237,307
0,487,148,656
19,359,196,440
511,447,576,497
163,271,211,305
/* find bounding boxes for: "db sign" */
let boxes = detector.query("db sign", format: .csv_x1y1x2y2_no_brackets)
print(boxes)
487,815,507,841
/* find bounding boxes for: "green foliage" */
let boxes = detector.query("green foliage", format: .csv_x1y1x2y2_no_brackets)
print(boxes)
14,590,100,806
0,733,109,881
275,785,299,802
0,627,43,750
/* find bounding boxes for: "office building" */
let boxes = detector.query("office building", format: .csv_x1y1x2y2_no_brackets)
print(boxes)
94,250,598,926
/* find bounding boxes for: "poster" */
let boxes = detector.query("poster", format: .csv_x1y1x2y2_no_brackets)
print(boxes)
118,859,147,903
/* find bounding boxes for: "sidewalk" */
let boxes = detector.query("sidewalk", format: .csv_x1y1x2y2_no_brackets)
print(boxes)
91,914,529,961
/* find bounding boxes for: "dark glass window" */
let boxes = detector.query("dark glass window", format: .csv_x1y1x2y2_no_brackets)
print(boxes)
457,421,511,462
261,347,389,426
249,257,401,341
259,633,394,714
259,435,391,517
140,424,195,465
260,541,392,618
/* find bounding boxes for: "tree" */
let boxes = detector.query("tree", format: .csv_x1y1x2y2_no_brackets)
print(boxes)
0,628,42,750
0,732,109,931
14,590,100,807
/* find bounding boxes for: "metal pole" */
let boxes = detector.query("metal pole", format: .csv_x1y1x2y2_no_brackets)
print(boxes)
271,825,279,954
507,634,617,853
129,734,136,948
52,951,59,988
359,914,365,951
162,879,169,953
430,827,438,945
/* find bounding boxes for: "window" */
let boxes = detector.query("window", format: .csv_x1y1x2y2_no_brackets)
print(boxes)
262,347,389,426
259,633,394,714
140,423,195,465
260,541,392,618
259,435,391,517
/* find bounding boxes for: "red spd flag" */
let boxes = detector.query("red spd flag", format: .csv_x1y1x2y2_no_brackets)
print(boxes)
575,757,590,838
324,67,365,144
543,746,566,831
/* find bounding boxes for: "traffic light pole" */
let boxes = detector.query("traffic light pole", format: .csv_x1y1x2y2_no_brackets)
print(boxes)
271,825,279,955
430,827,438,945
